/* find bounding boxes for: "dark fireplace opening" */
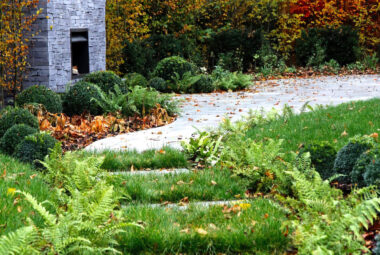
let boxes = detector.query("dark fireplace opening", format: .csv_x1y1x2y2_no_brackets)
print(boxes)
71,30,89,78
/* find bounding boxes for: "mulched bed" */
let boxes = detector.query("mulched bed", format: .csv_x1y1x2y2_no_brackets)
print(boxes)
27,105,176,151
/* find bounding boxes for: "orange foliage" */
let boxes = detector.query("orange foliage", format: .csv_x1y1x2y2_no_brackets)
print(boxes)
0,0,45,98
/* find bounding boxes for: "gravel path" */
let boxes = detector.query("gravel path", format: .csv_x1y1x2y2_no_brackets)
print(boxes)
86,75,380,152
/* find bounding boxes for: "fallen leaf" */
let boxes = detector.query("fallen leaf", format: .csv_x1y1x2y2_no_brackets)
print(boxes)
196,228,208,235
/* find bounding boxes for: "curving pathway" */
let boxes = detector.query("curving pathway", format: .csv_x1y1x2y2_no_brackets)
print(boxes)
86,75,380,152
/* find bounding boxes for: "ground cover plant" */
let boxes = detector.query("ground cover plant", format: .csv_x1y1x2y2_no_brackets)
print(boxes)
111,168,248,204
119,199,291,254
84,147,188,171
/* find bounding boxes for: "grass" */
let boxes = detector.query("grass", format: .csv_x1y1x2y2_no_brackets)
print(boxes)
118,198,291,254
82,147,189,171
112,168,249,204
247,99,380,156
0,154,50,235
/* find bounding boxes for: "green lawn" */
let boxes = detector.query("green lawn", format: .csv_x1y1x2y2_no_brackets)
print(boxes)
0,154,50,235
119,199,291,254
82,147,189,171
247,98,380,156
112,168,249,204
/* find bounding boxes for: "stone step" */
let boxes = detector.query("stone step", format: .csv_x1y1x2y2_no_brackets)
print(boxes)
123,200,250,210
108,168,191,176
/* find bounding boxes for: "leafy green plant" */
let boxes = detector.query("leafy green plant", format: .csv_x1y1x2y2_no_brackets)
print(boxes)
363,53,379,70
0,124,38,155
124,86,178,117
14,132,59,165
0,107,39,138
83,70,126,93
181,129,223,165
0,146,140,254
298,141,337,180
16,85,63,113
62,81,103,116
224,138,292,194
322,59,340,74
211,66,252,91
333,135,376,183
306,41,326,67
217,51,243,72
0,226,38,254
253,43,286,77
91,84,132,116
169,71,201,93
8,183,137,254
281,154,380,254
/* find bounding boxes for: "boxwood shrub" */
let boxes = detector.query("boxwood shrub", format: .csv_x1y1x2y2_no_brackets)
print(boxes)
351,148,379,187
83,71,126,93
62,81,103,116
148,77,167,92
0,124,39,155
16,85,62,113
333,135,375,183
124,73,148,88
363,158,380,187
14,133,58,165
189,74,215,93
0,107,39,138
298,142,337,180
153,56,196,82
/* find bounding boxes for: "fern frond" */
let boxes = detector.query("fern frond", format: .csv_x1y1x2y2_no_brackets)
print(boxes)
0,226,37,255
17,191,56,227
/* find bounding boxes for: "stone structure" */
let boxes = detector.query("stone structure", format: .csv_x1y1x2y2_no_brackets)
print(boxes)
24,0,106,92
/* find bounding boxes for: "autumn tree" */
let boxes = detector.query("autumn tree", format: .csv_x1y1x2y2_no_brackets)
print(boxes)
0,0,42,102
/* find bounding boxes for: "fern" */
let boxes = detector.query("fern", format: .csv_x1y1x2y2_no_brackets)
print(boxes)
91,84,128,115
282,154,380,254
0,226,38,255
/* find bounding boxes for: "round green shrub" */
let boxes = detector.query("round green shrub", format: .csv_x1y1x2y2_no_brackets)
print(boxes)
0,124,39,155
83,71,125,93
124,73,148,88
363,157,380,187
374,234,380,255
14,133,58,165
298,142,337,180
0,108,39,138
148,77,167,92
351,148,379,187
62,81,103,116
15,85,62,113
153,56,196,82
189,75,215,93
333,135,375,183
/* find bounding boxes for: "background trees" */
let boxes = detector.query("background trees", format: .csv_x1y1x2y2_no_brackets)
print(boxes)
0,0,42,103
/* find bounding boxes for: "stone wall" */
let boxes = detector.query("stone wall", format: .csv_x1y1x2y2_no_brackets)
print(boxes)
24,0,106,92
47,0,106,92
23,2,50,89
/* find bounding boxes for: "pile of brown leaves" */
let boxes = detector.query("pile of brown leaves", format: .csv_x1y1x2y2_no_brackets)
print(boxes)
26,104,176,151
